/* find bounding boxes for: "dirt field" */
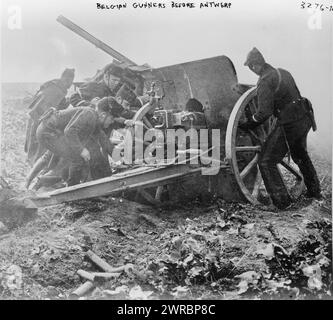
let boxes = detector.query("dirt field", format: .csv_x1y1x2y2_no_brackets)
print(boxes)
0,85,332,300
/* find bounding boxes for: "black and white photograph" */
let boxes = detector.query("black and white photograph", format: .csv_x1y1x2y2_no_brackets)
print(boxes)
0,0,332,303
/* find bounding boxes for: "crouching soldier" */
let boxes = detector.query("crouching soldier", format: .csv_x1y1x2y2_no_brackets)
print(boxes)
95,96,136,137
35,98,122,186
25,68,75,164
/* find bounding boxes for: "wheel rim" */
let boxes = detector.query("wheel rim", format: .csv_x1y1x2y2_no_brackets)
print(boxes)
225,87,305,205
122,103,154,153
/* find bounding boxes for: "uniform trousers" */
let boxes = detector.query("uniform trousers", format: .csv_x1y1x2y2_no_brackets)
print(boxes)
36,123,111,186
258,115,321,208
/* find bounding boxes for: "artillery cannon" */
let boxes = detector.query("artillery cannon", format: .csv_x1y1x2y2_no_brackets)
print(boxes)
28,16,305,208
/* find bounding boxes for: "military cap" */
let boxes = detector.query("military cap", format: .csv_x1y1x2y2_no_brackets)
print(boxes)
96,96,124,117
244,47,265,66
103,63,124,78
61,68,75,79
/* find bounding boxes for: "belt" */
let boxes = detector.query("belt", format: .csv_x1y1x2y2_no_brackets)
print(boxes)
275,98,307,125
38,107,58,124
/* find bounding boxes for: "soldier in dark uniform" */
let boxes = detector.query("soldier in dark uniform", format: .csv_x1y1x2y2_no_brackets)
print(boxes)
79,64,124,101
35,97,124,186
239,47,321,209
69,63,144,108
116,84,145,111
26,97,136,190
67,63,123,108
115,81,159,131
25,68,75,164
96,96,137,139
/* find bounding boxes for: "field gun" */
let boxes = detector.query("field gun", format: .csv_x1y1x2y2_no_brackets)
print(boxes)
28,16,305,208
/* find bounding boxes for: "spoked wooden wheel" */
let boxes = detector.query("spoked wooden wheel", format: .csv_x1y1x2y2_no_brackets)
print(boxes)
120,102,169,205
225,87,305,205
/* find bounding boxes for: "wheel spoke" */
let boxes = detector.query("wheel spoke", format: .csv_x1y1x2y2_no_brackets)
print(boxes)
279,160,303,180
155,186,164,200
240,154,259,179
259,125,267,139
137,188,161,205
249,100,258,113
248,130,264,144
142,116,153,129
236,146,261,153
268,117,274,134
248,129,260,140
252,169,263,198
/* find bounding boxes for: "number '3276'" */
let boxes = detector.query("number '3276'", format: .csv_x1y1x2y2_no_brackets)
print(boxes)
301,2,333,11
301,1,333,11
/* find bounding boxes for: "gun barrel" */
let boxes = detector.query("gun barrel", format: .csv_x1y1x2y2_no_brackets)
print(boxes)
56,15,137,66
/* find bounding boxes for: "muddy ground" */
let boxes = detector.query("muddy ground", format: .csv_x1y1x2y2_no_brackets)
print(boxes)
0,89,332,300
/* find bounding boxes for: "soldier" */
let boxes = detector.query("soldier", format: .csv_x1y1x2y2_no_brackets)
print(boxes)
27,97,136,190
115,81,159,130
25,68,75,164
116,84,142,111
35,97,124,186
239,47,321,209
69,63,142,107
96,96,137,138
75,63,124,103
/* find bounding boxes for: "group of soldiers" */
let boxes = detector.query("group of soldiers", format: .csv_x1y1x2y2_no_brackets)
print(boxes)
24,63,152,190
24,48,322,210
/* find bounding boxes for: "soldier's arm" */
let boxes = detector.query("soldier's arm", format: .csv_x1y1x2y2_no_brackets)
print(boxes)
120,109,136,119
123,68,144,95
253,76,276,123
98,129,114,156
28,95,46,120
64,109,96,155
114,116,127,125
56,97,70,110
112,108,135,125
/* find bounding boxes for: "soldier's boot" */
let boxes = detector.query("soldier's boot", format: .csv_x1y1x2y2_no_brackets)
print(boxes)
272,192,292,210
25,156,49,189
89,157,111,180
38,175,62,188
294,153,321,199
67,166,84,187
259,163,292,210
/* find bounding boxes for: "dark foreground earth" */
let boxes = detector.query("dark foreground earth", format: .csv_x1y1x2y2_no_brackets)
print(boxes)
0,85,332,300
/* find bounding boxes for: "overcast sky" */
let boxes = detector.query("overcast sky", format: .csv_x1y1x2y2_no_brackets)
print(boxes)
1,0,332,152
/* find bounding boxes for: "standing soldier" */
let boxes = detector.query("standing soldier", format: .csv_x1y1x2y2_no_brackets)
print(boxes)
239,47,321,209
25,68,75,164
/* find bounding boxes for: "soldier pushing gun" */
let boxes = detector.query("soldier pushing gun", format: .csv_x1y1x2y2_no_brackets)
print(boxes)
239,48,321,209
35,97,127,187
25,68,75,164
